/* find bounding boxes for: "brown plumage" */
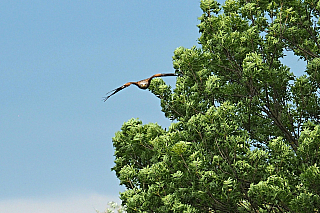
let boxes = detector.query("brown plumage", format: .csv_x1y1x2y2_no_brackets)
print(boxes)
103,73,177,101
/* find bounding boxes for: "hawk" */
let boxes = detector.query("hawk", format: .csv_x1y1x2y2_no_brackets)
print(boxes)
103,73,177,101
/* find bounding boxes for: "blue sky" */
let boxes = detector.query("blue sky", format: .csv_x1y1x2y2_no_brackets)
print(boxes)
0,1,306,212
0,1,203,212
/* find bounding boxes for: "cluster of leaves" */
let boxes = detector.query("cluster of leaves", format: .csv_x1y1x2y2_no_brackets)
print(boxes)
96,201,126,213
112,0,320,212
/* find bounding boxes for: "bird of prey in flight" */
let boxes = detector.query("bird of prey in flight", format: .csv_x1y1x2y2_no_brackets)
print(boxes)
103,73,177,101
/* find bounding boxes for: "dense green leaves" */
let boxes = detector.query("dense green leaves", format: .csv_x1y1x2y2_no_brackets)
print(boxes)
111,0,320,212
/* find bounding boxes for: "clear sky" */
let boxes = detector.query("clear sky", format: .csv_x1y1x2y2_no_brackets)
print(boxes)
0,1,306,213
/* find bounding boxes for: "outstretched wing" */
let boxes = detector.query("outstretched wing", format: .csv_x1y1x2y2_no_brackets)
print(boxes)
149,73,177,79
103,82,133,101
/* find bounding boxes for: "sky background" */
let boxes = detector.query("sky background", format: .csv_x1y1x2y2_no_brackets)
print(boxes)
0,1,306,213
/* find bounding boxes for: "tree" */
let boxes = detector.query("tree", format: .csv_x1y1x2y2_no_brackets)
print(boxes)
111,0,320,212
96,201,127,213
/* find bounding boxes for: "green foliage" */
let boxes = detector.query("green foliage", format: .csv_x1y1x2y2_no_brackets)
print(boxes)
111,0,320,212
96,201,126,213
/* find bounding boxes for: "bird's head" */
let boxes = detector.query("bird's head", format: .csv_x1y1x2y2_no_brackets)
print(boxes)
138,80,149,89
